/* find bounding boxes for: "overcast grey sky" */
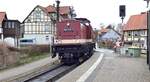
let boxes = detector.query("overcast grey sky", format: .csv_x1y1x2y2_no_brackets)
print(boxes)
0,0,147,28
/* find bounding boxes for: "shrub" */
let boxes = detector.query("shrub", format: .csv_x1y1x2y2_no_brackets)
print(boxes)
0,42,19,69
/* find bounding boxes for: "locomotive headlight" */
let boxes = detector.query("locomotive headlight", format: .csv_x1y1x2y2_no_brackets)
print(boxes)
54,40,58,43
67,22,70,26
54,39,61,44
85,23,89,26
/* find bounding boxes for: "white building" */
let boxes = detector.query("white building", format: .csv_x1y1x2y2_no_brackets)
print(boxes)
21,5,76,46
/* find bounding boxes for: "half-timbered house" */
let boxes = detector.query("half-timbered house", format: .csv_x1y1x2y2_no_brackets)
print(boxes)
123,12,147,50
21,5,76,47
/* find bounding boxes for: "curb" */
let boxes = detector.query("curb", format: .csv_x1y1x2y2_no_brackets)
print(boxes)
76,53,104,82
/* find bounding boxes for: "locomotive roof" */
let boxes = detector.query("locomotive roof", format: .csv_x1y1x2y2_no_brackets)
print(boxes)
75,18,91,23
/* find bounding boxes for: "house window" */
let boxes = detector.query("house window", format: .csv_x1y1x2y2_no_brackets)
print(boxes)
4,22,7,28
27,18,31,23
134,31,139,36
128,31,132,36
12,22,15,28
20,39,33,43
128,33,131,36
45,36,49,41
36,13,41,19
34,9,41,22
44,23,50,32
44,26,50,32
141,30,145,35
8,22,11,28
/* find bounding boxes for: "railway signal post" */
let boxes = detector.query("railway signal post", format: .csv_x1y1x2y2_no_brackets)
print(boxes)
56,0,60,22
119,5,126,23
119,5,126,48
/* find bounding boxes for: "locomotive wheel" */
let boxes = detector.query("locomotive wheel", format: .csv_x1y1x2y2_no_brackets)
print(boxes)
59,53,75,65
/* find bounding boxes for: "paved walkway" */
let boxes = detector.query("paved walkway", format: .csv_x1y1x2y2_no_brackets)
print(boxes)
0,56,58,82
92,49,150,82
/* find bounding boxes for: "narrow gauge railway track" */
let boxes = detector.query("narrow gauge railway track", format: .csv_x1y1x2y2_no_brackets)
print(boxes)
24,63,78,82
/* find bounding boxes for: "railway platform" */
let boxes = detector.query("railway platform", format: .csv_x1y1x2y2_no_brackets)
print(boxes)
57,48,150,82
56,49,104,82
0,55,58,82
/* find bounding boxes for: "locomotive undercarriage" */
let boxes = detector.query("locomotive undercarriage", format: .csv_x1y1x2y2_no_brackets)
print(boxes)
52,43,95,64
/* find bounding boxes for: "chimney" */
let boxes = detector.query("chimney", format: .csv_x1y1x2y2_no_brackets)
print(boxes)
53,4,55,7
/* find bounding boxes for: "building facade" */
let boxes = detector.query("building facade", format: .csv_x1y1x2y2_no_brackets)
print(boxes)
21,5,76,46
22,5,55,46
123,12,147,49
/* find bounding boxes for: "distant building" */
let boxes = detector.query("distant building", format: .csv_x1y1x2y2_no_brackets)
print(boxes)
3,20,22,47
123,12,147,49
21,5,76,46
0,12,7,40
0,12,22,47
101,29,121,41
116,23,124,35
98,25,121,41
98,27,109,36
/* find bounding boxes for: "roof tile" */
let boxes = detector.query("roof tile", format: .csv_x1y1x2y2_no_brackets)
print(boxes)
45,5,56,13
123,12,147,31
44,5,70,15
0,12,6,23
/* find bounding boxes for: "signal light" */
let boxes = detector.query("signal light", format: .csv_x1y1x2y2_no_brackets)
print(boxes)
119,5,126,17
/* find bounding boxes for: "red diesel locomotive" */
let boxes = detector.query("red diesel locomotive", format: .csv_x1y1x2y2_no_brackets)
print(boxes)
52,18,95,64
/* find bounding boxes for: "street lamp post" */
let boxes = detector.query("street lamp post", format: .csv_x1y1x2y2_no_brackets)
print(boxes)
56,0,60,22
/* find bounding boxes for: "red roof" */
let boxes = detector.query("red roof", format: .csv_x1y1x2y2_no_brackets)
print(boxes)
100,28,109,33
98,27,109,35
0,12,6,23
44,5,70,15
59,6,70,15
44,5,56,13
123,12,147,31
